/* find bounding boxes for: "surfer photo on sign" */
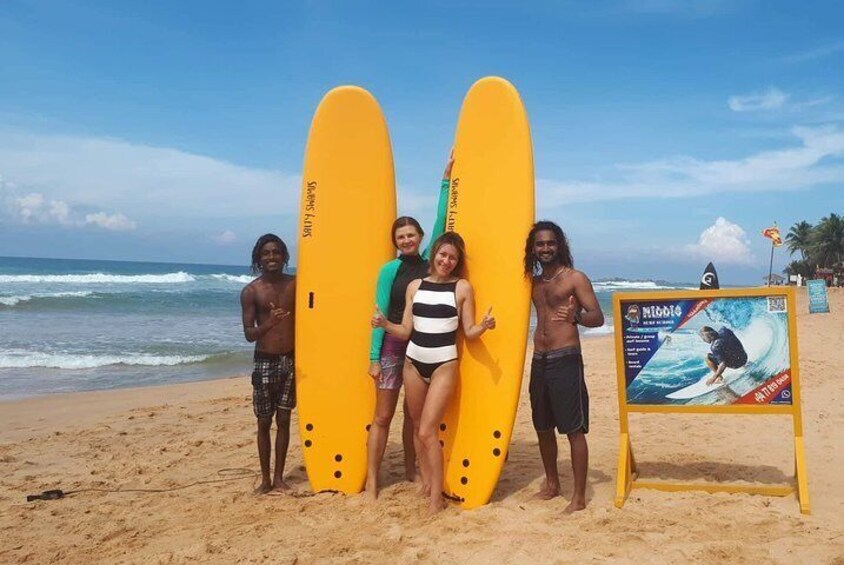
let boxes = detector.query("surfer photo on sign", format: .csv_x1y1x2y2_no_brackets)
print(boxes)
371,232,495,515
364,149,453,502
524,221,604,514
699,325,748,385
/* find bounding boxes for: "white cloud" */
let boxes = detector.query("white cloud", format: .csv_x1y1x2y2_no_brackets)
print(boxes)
49,200,72,224
790,96,835,111
0,131,300,221
16,192,46,222
684,217,755,265
619,0,734,17
728,87,788,112
538,125,844,204
84,212,137,231
212,229,237,244
15,192,75,225
8,190,137,231
784,41,844,64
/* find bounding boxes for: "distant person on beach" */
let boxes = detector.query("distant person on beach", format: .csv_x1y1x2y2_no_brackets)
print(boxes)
525,221,604,513
372,231,496,515
698,326,747,386
364,150,453,501
240,234,296,494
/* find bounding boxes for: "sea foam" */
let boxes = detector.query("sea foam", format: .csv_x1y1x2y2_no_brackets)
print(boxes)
210,274,255,284
593,280,676,290
0,350,211,369
0,291,95,307
0,272,195,284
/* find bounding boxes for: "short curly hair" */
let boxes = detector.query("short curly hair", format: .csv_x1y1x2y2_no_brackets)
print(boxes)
251,234,289,274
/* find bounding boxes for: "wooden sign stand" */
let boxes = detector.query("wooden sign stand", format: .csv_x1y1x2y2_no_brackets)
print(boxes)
612,287,810,514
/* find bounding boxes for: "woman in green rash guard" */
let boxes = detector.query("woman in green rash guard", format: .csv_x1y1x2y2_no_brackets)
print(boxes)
364,150,453,501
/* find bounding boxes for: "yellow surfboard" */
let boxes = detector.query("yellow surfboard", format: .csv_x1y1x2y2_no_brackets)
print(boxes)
295,86,396,493
441,77,535,508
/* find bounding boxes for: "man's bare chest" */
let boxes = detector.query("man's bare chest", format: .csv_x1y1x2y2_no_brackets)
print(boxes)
534,280,573,309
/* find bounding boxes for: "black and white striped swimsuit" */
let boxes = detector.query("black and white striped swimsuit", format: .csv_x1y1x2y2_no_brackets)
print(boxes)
406,279,459,382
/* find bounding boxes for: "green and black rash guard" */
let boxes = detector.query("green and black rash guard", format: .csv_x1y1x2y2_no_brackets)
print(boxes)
369,179,450,361
387,254,429,324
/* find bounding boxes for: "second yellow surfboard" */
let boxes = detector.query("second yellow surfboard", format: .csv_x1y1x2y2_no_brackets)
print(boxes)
441,77,535,508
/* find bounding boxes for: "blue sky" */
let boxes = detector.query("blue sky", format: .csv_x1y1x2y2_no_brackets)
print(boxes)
0,0,842,284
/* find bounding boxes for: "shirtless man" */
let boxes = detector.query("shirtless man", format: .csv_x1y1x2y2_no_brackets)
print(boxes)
241,234,296,494
525,221,604,513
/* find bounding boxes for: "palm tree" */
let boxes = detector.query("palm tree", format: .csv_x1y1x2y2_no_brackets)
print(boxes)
786,221,813,260
809,213,844,268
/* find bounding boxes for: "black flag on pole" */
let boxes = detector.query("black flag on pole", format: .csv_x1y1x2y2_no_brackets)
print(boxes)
700,262,720,290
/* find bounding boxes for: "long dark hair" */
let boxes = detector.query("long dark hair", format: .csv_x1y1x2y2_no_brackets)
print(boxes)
429,232,467,278
391,216,424,249
524,221,573,277
251,233,289,274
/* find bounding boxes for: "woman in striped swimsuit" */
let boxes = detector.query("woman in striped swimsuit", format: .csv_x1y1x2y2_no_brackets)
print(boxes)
364,151,453,501
372,231,496,515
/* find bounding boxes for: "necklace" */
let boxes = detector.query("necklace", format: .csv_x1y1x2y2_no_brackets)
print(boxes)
541,266,569,282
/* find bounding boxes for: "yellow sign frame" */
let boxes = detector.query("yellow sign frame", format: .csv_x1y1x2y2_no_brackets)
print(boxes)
612,286,810,514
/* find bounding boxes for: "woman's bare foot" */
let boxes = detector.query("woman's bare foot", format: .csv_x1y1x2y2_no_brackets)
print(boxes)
534,479,560,500
417,481,431,497
363,476,378,502
426,496,447,516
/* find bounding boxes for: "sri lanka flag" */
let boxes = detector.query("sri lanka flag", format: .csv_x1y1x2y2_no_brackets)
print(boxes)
762,225,783,246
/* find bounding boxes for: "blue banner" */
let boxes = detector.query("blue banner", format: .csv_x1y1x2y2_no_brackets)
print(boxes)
807,279,830,314
620,295,792,406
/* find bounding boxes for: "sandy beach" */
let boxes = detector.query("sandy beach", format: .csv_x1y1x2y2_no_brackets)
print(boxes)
1,288,841,564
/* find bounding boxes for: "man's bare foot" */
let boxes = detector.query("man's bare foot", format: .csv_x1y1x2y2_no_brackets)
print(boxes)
405,469,418,483
534,480,561,500
563,499,586,514
272,479,291,492
254,481,273,495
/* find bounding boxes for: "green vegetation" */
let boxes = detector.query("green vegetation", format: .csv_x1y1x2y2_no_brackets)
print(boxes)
784,214,844,278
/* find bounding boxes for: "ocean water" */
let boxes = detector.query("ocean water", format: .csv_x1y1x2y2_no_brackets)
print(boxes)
0,256,687,400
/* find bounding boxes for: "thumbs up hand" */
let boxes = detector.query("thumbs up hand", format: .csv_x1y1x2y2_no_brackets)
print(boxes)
371,305,387,329
552,295,578,324
481,306,496,330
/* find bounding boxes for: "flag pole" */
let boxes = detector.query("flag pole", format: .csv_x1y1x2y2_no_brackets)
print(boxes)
762,221,780,286
767,242,774,287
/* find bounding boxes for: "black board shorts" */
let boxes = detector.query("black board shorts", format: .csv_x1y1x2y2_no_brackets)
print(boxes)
529,346,589,435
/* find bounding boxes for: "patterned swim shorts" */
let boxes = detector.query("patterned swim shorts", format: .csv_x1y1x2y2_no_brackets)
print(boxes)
252,351,295,419
376,334,408,390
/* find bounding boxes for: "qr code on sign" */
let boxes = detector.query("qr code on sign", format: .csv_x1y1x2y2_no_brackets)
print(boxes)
767,296,787,313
